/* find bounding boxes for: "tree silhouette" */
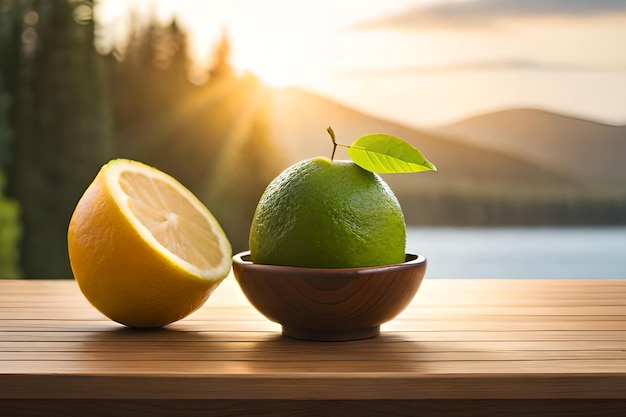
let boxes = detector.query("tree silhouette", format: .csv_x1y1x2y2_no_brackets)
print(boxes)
4,0,112,278
207,28,234,80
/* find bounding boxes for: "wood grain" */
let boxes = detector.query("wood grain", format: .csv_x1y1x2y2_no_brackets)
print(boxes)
232,252,426,341
1,278,625,416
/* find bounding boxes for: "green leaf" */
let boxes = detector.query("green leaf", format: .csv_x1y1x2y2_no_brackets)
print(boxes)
347,134,437,174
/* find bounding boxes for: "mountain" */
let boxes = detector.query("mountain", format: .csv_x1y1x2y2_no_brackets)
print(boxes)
433,108,626,186
264,87,626,226
267,88,581,194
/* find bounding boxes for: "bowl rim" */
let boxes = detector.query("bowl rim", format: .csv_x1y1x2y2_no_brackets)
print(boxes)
232,250,426,274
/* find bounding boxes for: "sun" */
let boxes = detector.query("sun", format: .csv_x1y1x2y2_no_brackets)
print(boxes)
239,59,296,89
230,36,302,89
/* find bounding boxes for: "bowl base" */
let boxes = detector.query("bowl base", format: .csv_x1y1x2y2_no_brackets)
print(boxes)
282,325,380,342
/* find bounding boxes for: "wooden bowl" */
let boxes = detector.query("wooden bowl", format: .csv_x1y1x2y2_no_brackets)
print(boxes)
232,251,427,341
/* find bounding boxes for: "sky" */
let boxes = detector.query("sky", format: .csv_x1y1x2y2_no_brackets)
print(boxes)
96,0,626,128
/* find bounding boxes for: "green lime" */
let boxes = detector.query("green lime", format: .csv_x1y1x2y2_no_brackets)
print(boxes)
249,157,406,268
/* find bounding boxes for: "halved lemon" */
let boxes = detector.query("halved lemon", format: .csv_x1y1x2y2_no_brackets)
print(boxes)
68,159,232,328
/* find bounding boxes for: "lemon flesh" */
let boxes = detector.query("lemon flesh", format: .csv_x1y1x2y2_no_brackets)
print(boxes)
250,157,406,268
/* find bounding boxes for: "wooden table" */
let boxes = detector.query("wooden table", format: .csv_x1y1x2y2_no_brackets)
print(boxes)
1,277,625,416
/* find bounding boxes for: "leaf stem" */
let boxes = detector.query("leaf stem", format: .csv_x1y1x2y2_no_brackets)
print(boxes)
327,126,338,161
326,126,351,160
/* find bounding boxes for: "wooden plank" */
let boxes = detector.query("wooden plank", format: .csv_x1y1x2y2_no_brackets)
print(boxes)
0,399,625,417
3,330,626,344
3,339,626,353
2,372,626,400
3,349,626,364
3,330,626,342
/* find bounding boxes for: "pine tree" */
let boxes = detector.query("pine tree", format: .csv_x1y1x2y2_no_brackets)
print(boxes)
7,0,112,278
0,0,21,170
0,76,11,172
207,29,234,81
0,72,21,278
109,18,195,160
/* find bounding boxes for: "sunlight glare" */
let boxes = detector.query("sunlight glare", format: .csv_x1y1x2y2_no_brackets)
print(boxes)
233,39,300,89
216,3,337,90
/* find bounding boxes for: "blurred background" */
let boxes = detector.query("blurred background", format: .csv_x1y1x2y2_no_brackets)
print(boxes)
1,0,625,279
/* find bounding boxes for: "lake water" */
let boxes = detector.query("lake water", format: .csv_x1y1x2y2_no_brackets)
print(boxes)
406,227,626,279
